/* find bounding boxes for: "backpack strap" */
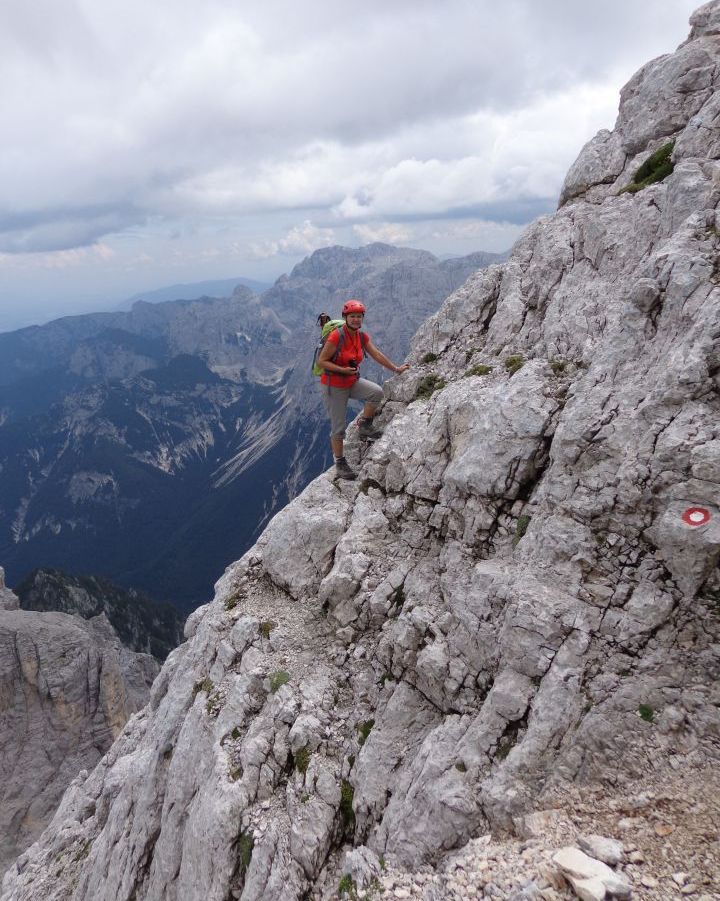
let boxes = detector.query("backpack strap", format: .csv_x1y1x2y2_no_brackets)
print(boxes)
329,327,345,364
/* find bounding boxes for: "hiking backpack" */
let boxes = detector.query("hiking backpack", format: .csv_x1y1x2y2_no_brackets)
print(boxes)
312,320,368,376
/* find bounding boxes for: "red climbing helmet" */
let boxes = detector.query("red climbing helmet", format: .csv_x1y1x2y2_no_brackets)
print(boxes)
342,299,366,316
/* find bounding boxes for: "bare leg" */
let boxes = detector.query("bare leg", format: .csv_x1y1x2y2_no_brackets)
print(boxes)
331,435,344,458
362,402,377,419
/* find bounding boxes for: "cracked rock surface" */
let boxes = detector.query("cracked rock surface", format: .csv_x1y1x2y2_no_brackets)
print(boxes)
0,568,158,875
3,5,720,899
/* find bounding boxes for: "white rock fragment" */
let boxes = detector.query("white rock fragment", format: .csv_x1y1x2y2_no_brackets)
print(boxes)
568,876,607,901
577,835,625,867
553,848,631,899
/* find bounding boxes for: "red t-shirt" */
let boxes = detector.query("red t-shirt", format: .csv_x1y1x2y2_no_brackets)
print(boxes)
320,325,370,388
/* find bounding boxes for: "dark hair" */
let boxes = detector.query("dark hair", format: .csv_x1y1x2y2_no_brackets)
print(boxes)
316,312,331,325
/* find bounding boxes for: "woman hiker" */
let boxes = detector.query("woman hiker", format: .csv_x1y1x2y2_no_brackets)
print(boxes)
317,299,410,480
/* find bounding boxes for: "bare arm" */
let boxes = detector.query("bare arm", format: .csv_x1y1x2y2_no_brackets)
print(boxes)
365,338,410,374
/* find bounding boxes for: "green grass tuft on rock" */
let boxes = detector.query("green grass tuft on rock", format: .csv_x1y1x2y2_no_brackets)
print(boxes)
357,719,375,747
465,363,493,377
340,779,355,831
192,677,213,699
269,670,290,693
224,592,241,611
620,141,675,194
338,874,356,898
513,515,532,546
294,746,311,774
259,620,276,639
415,374,446,399
237,832,254,875
504,354,525,375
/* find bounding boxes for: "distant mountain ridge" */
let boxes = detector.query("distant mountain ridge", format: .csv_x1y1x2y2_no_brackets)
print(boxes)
117,276,272,309
0,243,505,607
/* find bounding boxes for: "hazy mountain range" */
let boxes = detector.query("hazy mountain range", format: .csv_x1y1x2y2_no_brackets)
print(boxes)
0,244,504,608
116,276,272,310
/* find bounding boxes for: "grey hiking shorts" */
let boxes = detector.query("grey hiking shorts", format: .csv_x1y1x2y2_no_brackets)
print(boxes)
321,378,383,438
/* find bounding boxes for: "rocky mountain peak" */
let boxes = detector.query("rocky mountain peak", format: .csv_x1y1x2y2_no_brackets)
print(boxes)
688,0,720,38
560,3,720,205
3,6,720,900
287,243,436,283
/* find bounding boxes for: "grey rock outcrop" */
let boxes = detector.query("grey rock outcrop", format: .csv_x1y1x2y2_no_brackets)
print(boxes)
0,568,19,611
3,5,720,900
0,571,158,874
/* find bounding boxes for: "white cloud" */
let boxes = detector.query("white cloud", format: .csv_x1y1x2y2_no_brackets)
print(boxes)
249,220,336,259
353,223,412,245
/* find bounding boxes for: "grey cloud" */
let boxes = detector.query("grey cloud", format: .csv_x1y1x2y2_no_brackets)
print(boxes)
0,0,698,262
398,199,558,227
314,198,557,229
0,205,145,253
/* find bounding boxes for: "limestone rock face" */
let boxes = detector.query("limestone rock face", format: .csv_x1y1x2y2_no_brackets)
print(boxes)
0,572,158,875
4,6,720,900
0,569,19,611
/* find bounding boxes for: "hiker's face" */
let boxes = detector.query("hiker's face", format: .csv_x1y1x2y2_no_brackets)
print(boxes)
345,313,363,329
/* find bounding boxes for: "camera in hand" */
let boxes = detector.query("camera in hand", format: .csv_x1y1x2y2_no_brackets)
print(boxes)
348,359,358,370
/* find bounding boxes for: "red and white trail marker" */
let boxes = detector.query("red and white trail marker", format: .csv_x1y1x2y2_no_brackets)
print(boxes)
681,507,711,527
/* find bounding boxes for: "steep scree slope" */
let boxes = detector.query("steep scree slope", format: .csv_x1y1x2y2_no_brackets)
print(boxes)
3,4,720,900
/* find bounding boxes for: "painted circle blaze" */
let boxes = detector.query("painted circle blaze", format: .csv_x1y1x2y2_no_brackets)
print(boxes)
681,507,711,527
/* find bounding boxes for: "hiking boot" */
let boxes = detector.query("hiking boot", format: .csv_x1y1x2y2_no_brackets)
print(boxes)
358,418,383,440
334,458,357,480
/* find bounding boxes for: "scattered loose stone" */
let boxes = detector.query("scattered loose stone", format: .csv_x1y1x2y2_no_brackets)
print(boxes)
577,835,624,867
617,817,646,831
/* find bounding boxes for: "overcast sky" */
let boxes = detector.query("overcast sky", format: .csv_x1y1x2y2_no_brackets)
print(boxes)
0,0,702,330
